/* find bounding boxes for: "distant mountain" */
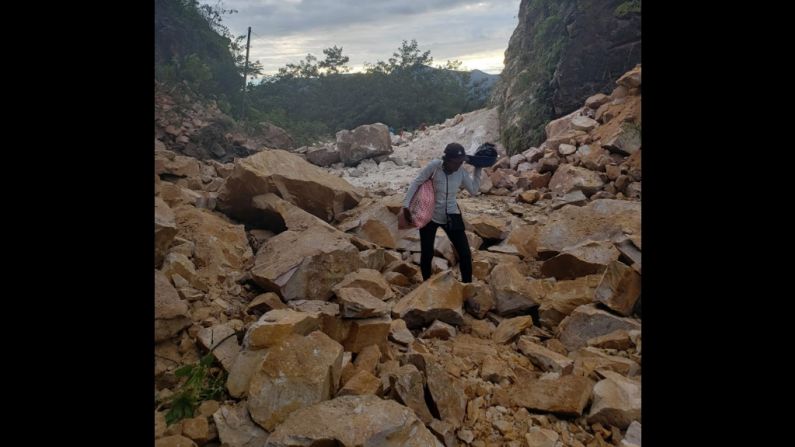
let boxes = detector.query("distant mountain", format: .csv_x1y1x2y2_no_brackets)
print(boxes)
466,69,500,101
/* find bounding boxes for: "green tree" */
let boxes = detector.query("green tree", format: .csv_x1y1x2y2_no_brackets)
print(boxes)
319,45,351,75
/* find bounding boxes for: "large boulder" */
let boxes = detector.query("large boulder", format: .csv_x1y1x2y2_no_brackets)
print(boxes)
536,199,640,256
217,149,362,223
247,331,344,431
548,164,604,197
251,225,361,301
558,304,641,351
173,206,253,291
264,395,443,447
336,123,393,166
392,270,464,328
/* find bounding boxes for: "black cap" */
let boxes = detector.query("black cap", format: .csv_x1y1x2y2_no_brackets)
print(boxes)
443,143,466,159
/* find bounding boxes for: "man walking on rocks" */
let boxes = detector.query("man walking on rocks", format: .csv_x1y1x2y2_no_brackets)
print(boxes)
402,143,482,283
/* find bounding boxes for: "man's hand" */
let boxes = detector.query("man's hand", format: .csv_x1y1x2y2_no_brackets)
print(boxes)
402,207,412,223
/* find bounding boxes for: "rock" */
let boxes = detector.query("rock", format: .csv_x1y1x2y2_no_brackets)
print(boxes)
264,395,443,447
587,371,641,429
617,65,641,89
525,427,560,447
157,154,201,178
604,122,641,155
337,287,390,318
558,305,641,351
458,429,476,444
354,205,401,249
594,261,641,316
305,145,341,167
392,270,464,328
517,162,533,172
256,121,295,149
384,260,421,279
341,344,381,385
615,174,630,192
173,206,253,291
155,270,191,342
621,421,642,447
545,109,580,140
465,281,496,319
217,149,362,224
606,164,622,180
523,147,545,163
359,248,386,272
244,309,320,349
389,319,415,345
571,116,598,132
558,144,577,155
625,151,641,181
429,419,458,447
384,271,411,286
492,316,534,344
155,197,178,268
517,171,552,190
246,292,287,314
614,237,642,273
626,181,641,199
550,190,588,210
421,320,457,340
509,154,527,170
197,324,240,371
155,436,197,447
390,364,434,423
518,190,541,204
336,123,393,166
155,411,167,438
548,164,604,197
161,253,200,290
538,157,560,174
587,330,634,350
411,254,450,274
285,300,338,315
250,193,336,233
181,417,213,445
333,268,395,301
248,331,344,431
578,144,611,172
538,275,602,329
536,199,640,255
570,347,640,378
338,369,382,396
468,215,510,240
342,316,392,353
517,337,574,374
251,225,360,301
585,93,610,110
212,403,270,447
489,263,541,316
495,373,594,416
197,401,220,418
480,355,515,383
541,240,620,280
226,349,268,398
426,361,467,427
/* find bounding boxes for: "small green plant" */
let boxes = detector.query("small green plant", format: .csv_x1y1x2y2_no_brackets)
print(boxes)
164,353,227,425
615,0,641,17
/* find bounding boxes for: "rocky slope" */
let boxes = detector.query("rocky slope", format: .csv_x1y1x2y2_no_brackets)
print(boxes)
154,66,642,447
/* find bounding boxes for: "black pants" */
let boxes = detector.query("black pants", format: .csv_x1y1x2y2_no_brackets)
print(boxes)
419,214,472,283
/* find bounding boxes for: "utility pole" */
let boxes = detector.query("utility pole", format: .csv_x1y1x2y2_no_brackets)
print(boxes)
241,26,251,121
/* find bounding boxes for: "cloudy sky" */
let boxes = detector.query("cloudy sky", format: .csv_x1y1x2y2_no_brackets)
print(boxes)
217,0,522,77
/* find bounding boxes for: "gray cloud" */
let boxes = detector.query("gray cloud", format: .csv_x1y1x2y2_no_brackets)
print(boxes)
216,0,520,74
